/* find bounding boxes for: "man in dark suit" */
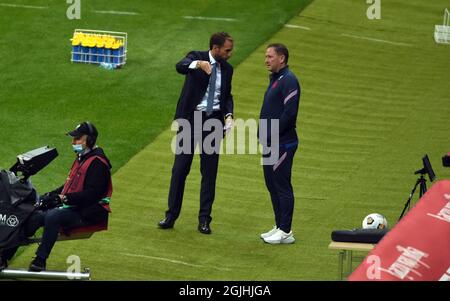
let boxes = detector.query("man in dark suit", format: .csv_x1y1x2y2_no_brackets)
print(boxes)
158,32,234,234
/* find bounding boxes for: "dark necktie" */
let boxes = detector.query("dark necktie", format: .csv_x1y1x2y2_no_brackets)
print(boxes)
206,63,217,116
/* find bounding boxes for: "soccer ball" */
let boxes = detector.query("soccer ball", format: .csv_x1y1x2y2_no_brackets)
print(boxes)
362,213,388,229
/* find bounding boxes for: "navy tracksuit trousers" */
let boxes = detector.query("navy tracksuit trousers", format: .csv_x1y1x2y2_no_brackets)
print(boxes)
263,145,297,233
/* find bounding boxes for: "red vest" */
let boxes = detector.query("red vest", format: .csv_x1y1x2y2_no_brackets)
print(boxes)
62,155,113,212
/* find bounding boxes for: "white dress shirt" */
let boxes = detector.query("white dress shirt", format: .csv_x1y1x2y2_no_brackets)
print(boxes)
189,51,221,112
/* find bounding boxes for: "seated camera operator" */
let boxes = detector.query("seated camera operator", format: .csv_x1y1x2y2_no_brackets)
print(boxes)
0,121,112,272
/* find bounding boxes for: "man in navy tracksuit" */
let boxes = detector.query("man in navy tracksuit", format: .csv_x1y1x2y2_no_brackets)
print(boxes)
258,43,300,244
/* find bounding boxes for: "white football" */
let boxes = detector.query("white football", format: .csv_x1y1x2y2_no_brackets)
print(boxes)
362,213,388,229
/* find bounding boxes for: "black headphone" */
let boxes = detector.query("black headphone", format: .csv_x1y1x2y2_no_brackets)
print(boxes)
85,121,96,148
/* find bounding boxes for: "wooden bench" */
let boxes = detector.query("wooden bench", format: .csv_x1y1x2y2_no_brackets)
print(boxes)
328,241,375,280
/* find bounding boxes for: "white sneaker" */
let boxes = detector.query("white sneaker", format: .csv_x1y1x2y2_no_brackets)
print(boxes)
263,229,295,244
260,226,278,239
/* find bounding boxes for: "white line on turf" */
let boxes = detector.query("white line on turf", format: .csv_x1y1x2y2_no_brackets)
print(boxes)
93,10,139,16
183,15,237,22
121,253,231,271
341,33,413,47
284,24,311,30
0,3,48,9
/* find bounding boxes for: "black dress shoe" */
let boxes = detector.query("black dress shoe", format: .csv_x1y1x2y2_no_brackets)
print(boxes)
29,256,46,272
158,218,174,229
198,222,211,234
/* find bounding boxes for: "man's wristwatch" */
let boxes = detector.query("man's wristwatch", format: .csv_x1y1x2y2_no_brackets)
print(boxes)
196,61,201,69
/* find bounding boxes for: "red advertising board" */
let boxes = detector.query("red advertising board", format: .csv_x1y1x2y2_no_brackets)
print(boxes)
349,180,450,281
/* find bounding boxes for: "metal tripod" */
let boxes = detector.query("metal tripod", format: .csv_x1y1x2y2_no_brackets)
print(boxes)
398,174,427,221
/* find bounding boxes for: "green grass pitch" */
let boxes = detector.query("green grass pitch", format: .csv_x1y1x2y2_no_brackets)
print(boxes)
1,0,449,280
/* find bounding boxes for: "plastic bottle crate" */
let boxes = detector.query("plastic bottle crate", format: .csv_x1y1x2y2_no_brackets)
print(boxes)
71,29,127,67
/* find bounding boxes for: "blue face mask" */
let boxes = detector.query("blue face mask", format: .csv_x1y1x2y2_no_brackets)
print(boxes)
72,144,84,153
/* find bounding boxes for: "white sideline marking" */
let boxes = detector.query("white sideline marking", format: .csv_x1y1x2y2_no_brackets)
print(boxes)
183,15,237,22
0,3,48,9
121,253,231,271
341,33,412,47
93,10,139,16
284,24,311,30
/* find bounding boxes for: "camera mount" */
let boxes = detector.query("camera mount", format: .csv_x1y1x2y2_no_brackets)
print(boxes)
398,154,436,221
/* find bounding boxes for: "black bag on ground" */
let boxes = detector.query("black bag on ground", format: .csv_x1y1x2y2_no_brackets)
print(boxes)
0,170,37,249
331,228,389,244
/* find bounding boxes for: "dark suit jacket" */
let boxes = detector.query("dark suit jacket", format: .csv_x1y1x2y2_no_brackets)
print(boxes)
174,51,234,120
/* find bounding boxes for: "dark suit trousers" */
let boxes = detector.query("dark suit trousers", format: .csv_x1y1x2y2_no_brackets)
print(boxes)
263,146,297,233
166,111,223,224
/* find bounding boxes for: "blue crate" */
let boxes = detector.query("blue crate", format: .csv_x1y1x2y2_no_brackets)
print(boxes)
72,45,81,61
71,29,127,67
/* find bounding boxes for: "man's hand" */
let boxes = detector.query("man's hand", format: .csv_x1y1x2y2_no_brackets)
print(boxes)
197,61,212,75
37,193,62,210
59,195,67,204
224,115,234,135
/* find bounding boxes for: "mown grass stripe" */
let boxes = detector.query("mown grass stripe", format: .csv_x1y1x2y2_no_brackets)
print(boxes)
121,253,232,271
183,15,238,22
0,3,48,9
341,33,414,47
92,10,140,15
284,24,311,30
